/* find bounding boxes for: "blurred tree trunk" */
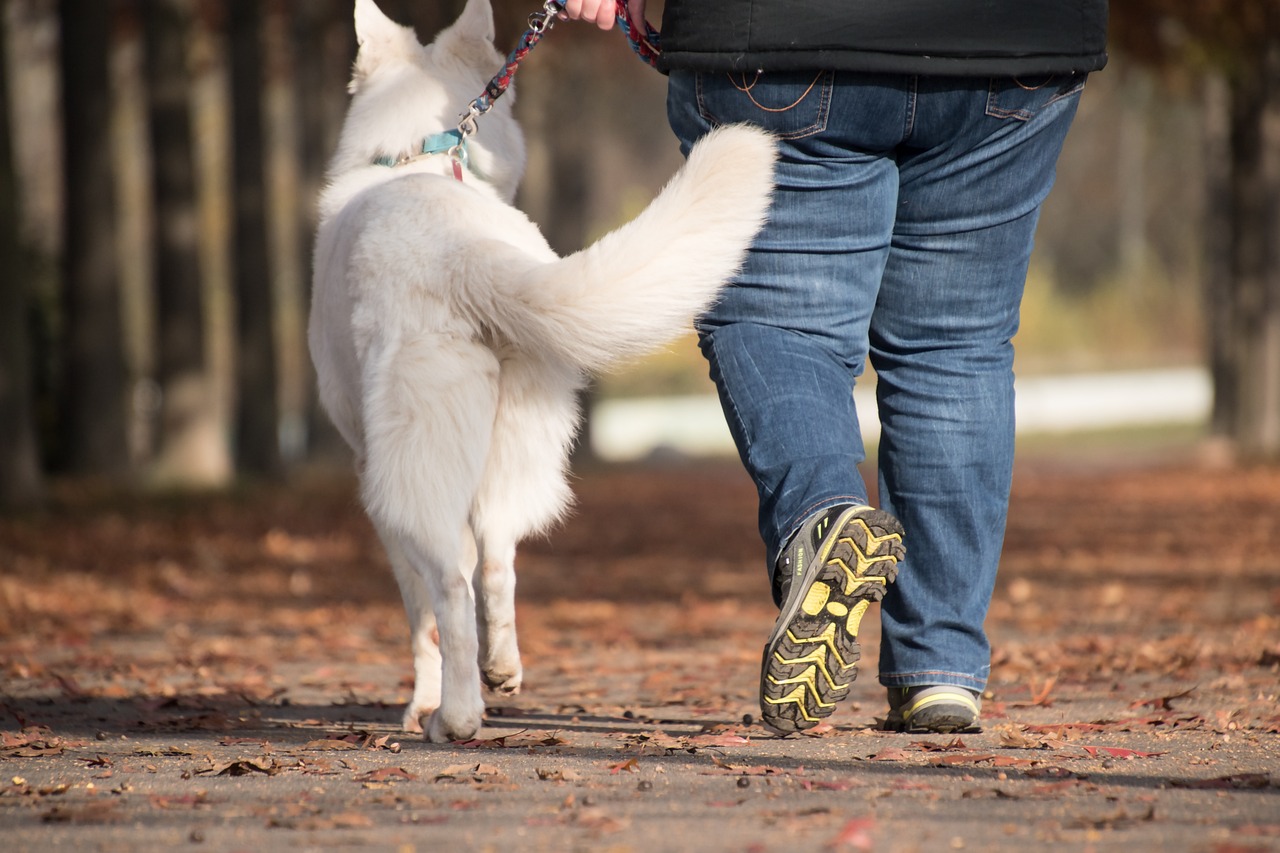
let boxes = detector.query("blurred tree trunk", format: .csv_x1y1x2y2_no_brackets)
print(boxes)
144,0,230,486
0,6,44,507
1212,44,1280,459
1113,1,1280,461
57,0,130,476
228,0,282,477
1202,73,1234,445
294,0,353,462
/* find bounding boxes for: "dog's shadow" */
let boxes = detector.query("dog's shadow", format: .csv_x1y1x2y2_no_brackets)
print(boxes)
478,705,748,737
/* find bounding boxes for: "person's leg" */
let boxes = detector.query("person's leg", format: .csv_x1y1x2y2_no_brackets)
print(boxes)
666,69,904,577
667,70,913,732
871,74,1087,725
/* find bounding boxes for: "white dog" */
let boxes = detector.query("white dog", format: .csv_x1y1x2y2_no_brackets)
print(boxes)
309,0,776,742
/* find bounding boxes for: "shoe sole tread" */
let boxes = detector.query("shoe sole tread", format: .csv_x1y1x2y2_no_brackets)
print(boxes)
761,508,904,735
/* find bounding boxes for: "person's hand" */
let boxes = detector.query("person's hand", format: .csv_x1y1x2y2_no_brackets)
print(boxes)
561,0,616,30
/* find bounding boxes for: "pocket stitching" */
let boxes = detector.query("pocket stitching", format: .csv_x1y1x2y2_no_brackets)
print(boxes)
696,70,833,140
985,74,1085,122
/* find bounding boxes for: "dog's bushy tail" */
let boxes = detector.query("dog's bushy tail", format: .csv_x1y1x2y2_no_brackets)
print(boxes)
493,124,776,370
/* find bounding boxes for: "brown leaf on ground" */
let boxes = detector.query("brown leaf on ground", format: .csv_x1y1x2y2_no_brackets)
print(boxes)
706,756,798,777
301,738,361,751
1,727,83,757
356,767,417,783
608,757,639,774
1129,687,1196,710
453,735,513,749
998,727,1069,750
829,816,876,850
1081,746,1165,759
200,759,277,777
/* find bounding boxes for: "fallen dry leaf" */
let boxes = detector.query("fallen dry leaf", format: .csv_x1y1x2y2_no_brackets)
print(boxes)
356,767,417,783
200,759,277,777
1081,746,1165,760
829,816,876,850
302,739,360,752
1129,687,1195,710
453,735,512,749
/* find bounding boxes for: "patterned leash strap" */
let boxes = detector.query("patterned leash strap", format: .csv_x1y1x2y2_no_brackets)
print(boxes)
614,0,662,69
458,0,568,137
457,0,663,141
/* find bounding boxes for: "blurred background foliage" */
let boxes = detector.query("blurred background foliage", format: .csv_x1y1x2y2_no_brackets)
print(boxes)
0,0,1278,508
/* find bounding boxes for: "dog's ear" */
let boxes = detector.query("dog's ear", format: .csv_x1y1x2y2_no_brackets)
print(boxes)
435,0,497,59
349,0,421,94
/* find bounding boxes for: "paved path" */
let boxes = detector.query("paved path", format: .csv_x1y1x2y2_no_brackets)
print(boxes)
1,457,1277,851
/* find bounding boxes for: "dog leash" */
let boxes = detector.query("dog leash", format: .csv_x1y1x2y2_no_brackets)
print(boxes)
368,0,655,179
453,0,662,150
614,0,662,69
378,1,661,180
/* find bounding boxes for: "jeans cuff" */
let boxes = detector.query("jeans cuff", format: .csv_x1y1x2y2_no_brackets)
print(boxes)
879,671,988,692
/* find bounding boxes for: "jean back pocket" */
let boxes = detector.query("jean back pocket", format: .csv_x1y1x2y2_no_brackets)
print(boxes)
696,70,835,140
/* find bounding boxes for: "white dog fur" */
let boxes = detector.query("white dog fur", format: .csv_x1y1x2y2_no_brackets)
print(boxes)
309,0,776,742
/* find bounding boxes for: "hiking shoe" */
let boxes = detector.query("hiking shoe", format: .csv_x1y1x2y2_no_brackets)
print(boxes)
760,504,905,735
884,685,982,733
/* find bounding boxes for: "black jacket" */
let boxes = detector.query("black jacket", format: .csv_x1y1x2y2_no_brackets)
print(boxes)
658,0,1109,76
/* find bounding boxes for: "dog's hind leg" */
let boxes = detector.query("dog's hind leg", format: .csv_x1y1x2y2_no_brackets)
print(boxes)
472,538,521,695
377,528,445,733
361,335,498,742
471,355,581,696
390,529,486,743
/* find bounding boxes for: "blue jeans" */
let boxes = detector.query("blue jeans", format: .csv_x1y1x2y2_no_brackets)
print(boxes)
667,69,1085,692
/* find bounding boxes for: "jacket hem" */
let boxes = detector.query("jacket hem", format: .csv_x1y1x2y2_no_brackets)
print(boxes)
658,49,1109,77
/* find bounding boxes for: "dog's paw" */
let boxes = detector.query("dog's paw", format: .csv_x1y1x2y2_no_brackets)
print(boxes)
401,702,434,734
481,663,522,695
401,682,442,733
424,707,483,744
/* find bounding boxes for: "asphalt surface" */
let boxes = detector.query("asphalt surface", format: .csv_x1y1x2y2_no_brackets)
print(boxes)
2,457,1278,851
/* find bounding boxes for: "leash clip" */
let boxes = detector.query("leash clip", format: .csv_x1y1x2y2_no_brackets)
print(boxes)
528,0,563,34
457,104,481,140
